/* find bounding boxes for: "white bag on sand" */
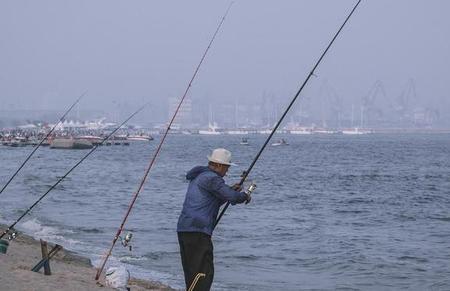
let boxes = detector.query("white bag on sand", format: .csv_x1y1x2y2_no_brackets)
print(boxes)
105,266,130,290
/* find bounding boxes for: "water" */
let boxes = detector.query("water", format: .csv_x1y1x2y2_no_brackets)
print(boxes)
1,134,449,290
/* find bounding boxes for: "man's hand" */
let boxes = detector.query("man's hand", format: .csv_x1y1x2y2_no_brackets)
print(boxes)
245,193,251,204
231,183,242,191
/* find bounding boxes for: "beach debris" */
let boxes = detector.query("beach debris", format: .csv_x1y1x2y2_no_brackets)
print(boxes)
105,266,130,291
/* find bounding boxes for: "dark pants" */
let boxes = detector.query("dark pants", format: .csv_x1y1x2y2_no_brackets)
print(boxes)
178,232,214,291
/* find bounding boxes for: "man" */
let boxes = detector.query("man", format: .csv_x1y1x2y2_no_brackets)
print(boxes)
177,148,251,291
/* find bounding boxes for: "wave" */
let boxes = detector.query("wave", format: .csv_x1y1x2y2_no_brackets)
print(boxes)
18,218,82,249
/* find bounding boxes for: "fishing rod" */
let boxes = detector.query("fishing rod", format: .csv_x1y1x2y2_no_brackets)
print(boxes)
95,2,234,281
0,103,148,240
0,91,86,196
215,0,363,228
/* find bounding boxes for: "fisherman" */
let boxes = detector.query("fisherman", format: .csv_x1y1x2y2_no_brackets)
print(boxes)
177,148,251,291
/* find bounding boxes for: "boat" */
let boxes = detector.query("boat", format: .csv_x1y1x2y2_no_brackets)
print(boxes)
227,130,249,135
9,137,28,147
240,138,249,145
50,138,93,149
199,123,221,135
342,105,371,135
27,138,40,146
257,129,273,134
127,134,153,141
199,108,221,135
112,134,128,141
271,138,289,146
76,135,104,145
312,128,338,134
290,129,312,135
342,128,371,135
41,139,51,146
198,129,221,135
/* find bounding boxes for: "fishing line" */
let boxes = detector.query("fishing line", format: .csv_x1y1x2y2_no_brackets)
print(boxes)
0,91,87,196
215,0,363,228
0,103,148,240
95,2,234,280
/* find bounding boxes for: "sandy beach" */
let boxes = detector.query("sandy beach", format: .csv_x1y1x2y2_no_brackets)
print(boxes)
0,226,175,291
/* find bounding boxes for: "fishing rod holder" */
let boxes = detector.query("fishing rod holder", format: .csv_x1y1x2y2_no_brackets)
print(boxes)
118,232,133,251
0,229,17,254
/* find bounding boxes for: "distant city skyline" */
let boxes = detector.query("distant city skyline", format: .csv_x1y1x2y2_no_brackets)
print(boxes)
0,76,446,129
1,1,449,128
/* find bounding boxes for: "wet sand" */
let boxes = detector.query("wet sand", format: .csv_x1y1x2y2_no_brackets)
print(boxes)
0,226,175,291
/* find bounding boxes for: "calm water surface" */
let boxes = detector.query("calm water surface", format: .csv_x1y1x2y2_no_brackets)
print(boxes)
1,134,449,290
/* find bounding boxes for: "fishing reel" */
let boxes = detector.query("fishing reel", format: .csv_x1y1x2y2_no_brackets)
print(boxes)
1,228,17,241
244,182,257,204
7,230,17,241
245,182,257,195
118,232,133,251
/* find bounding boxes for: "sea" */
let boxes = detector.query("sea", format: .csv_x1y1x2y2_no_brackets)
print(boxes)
0,134,449,291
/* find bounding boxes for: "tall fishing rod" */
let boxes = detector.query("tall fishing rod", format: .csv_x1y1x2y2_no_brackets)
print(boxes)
0,91,86,196
0,103,148,240
215,0,363,228
95,2,234,281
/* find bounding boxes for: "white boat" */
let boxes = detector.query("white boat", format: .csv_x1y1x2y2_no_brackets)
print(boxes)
290,129,312,135
77,135,104,145
226,130,249,135
257,129,273,134
240,138,249,145
198,129,221,135
271,139,289,146
10,137,28,147
127,135,153,141
343,105,371,135
313,129,337,134
342,128,371,135
199,123,221,135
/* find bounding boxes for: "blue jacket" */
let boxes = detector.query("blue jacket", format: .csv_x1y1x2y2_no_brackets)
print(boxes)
177,166,248,236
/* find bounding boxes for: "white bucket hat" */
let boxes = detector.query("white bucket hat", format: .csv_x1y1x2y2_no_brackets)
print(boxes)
207,148,236,166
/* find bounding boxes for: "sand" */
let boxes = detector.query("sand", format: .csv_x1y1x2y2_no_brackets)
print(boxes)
0,228,175,291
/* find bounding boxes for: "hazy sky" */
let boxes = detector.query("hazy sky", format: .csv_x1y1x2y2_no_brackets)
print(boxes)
1,0,449,122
